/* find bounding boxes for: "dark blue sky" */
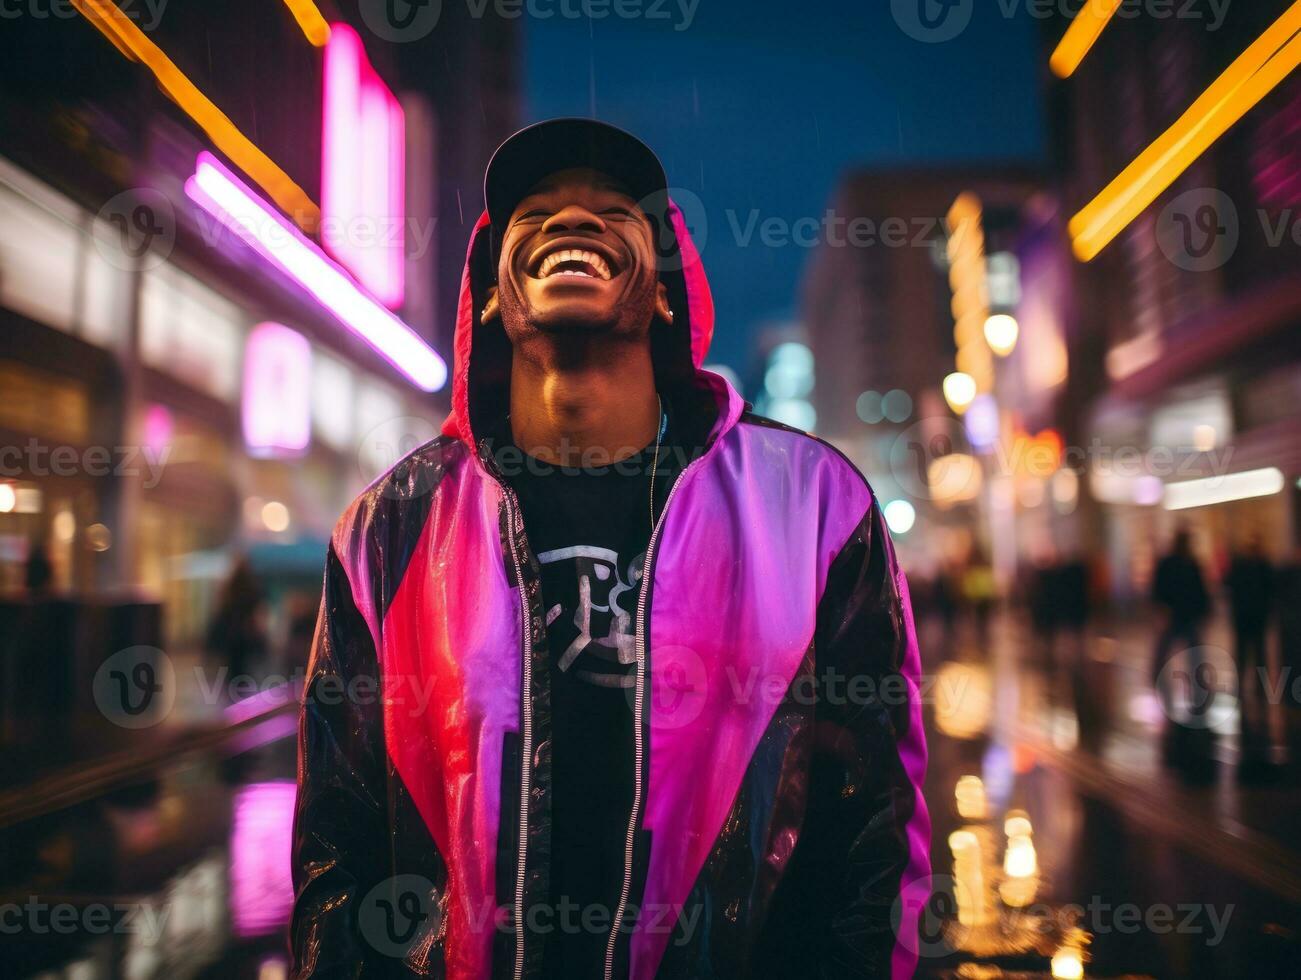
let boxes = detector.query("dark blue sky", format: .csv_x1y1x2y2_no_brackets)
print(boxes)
523,0,1047,374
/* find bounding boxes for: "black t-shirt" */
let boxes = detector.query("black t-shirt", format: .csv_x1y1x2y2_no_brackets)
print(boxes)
490,404,683,978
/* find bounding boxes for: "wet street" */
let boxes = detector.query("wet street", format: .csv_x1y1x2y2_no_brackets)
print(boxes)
1,611,1297,979
916,610,1301,979
1,675,301,980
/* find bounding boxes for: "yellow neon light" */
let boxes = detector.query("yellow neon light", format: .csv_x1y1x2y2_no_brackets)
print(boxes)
72,0,320,232
1050,0,1124,79
281,0,332,47
1070,4,1301,261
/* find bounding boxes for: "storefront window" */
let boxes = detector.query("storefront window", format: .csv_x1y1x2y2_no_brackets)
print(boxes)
310,351,356,453
141,264,245,402
0,158,81,333
0,156,131,350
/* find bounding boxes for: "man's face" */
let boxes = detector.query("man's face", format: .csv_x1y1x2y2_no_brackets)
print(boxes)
483,167,670,340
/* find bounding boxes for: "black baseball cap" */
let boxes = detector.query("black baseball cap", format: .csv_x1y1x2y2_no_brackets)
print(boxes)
484,118,670,233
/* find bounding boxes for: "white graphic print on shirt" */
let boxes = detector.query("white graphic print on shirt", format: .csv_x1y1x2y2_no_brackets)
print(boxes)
536,544,646,688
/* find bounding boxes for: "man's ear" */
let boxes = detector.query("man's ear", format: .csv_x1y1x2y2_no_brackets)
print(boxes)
653,281,673,325
481,286,500,325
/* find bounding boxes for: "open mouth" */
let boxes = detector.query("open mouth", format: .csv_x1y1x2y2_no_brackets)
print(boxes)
529,244,617,281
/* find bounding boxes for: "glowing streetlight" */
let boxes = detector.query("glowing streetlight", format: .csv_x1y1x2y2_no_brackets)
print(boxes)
1003,834,1038,879
1003,810,1033,838
262,500,291,533
883,499,916,535
955,775,987,820
1051,944,1085,979
984,314,1020,356
943,372,978,414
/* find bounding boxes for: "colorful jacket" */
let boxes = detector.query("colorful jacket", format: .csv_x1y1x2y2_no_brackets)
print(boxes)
291,201,931,979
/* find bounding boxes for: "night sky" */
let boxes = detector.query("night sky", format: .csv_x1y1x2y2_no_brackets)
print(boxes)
524,0,1047,376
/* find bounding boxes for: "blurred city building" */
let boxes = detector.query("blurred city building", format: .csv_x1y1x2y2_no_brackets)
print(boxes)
804,4,1301,608
1036,3,1301,602
0,4,518,975
802,166,1041,576
0,2,518,657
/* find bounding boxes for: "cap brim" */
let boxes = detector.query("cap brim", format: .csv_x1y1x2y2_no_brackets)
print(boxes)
485,118,669,231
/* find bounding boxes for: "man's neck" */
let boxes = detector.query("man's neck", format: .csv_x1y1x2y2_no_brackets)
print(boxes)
508,341,659,468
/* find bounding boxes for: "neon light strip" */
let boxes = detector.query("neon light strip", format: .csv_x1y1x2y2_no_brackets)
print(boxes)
322,24,406,308
1070,5,1301,260
1050,0,1124,79
186,152,446,392
71,0,320,232
1163,467,1285,511
281,0,331,46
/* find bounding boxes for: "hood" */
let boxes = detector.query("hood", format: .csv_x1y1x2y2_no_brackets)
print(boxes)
440,199,743,451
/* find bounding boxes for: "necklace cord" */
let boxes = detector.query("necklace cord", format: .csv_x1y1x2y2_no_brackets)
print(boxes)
649,393,663,534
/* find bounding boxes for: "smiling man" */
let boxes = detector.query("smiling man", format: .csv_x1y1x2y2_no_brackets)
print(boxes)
291,119,930,979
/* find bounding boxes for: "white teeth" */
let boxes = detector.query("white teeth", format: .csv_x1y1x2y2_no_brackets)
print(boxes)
537,248,612,280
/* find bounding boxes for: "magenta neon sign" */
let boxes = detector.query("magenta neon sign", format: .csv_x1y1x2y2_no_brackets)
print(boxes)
243,322,312,456
185,151,446,392
322,23,405,309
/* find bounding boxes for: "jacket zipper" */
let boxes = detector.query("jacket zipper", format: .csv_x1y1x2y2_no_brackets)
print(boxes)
603,459,701,980
502,488,534,980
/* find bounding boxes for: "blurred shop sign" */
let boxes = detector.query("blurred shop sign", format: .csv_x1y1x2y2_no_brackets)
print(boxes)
242,323,312,458
1150,386,1233,454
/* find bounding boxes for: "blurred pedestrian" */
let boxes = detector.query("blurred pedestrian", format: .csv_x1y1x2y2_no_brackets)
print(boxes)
1025,542,1059,672
1225,537,1275,755
935,560,960,640
1057,551,1104,747
1152,530,1210,679
962,545,997,648
285,592,318,673
205,556,267,685
1151,530,1213,774
1056,555,1091,639
23,538,53,596
1278,546,1301,710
